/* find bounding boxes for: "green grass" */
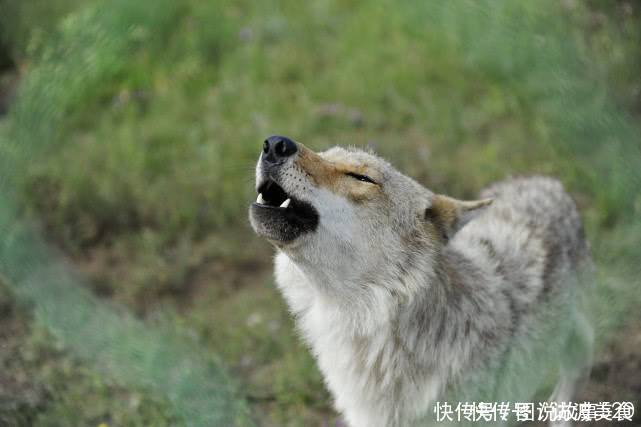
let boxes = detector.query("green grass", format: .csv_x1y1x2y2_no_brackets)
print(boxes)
0,193,251,426
0,282,177,426
0,0,640,425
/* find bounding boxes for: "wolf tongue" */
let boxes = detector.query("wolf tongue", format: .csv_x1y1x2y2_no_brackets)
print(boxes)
280,198,291,208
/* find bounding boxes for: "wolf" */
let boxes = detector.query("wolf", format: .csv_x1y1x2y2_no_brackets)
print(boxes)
249,135,594,427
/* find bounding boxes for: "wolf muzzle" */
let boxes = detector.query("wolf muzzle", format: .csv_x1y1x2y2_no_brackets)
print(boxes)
249,136,319,243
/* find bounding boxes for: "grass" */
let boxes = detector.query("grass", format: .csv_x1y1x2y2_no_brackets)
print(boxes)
0,281,177,426
0,192,251,426
0,0,640,425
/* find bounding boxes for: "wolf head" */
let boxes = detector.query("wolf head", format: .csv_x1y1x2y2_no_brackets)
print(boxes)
249,136,491,289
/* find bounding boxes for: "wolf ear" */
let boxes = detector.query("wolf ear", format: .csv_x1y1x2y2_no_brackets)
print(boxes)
425,195,493,241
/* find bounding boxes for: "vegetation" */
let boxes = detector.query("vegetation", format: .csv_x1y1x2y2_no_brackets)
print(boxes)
0,282,177,426
0,0,639,425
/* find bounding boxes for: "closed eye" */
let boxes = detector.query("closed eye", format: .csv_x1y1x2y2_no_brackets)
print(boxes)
345,172,377,184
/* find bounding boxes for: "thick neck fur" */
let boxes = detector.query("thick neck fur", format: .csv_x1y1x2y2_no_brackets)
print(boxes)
274,239,505,427
278,225,444,336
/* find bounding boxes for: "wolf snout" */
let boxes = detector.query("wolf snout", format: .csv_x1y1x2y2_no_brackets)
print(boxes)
262,135,298,164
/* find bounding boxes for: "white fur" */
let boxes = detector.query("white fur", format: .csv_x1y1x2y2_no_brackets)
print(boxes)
252,145,593,427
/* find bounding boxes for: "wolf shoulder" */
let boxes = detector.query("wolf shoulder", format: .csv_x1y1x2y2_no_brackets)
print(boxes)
481,175,583,225
478,176,587,244
457,175,591,287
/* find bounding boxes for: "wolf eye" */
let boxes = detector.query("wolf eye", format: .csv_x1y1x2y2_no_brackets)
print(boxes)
345,172,376,184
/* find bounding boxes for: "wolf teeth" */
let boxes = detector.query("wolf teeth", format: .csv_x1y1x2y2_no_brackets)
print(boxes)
257,193,265,204
280,198,291,208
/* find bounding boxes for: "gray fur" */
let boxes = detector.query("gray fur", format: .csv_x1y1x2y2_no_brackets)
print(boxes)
249,143,593,427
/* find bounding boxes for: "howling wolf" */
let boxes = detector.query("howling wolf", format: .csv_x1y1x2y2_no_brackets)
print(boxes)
249,136,593,427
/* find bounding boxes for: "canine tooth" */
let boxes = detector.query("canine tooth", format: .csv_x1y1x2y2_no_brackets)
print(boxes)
280,198,291,208
257,193,265,204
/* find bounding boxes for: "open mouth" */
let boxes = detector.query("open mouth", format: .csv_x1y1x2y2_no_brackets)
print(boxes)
254,179,293,209
250,179,319,242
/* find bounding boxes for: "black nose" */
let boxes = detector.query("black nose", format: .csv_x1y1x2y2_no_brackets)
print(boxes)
262,135,298,163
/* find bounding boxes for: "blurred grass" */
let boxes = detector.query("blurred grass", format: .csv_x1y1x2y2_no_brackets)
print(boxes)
0,0,640,425
0,281,177,426
0,193,251,426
